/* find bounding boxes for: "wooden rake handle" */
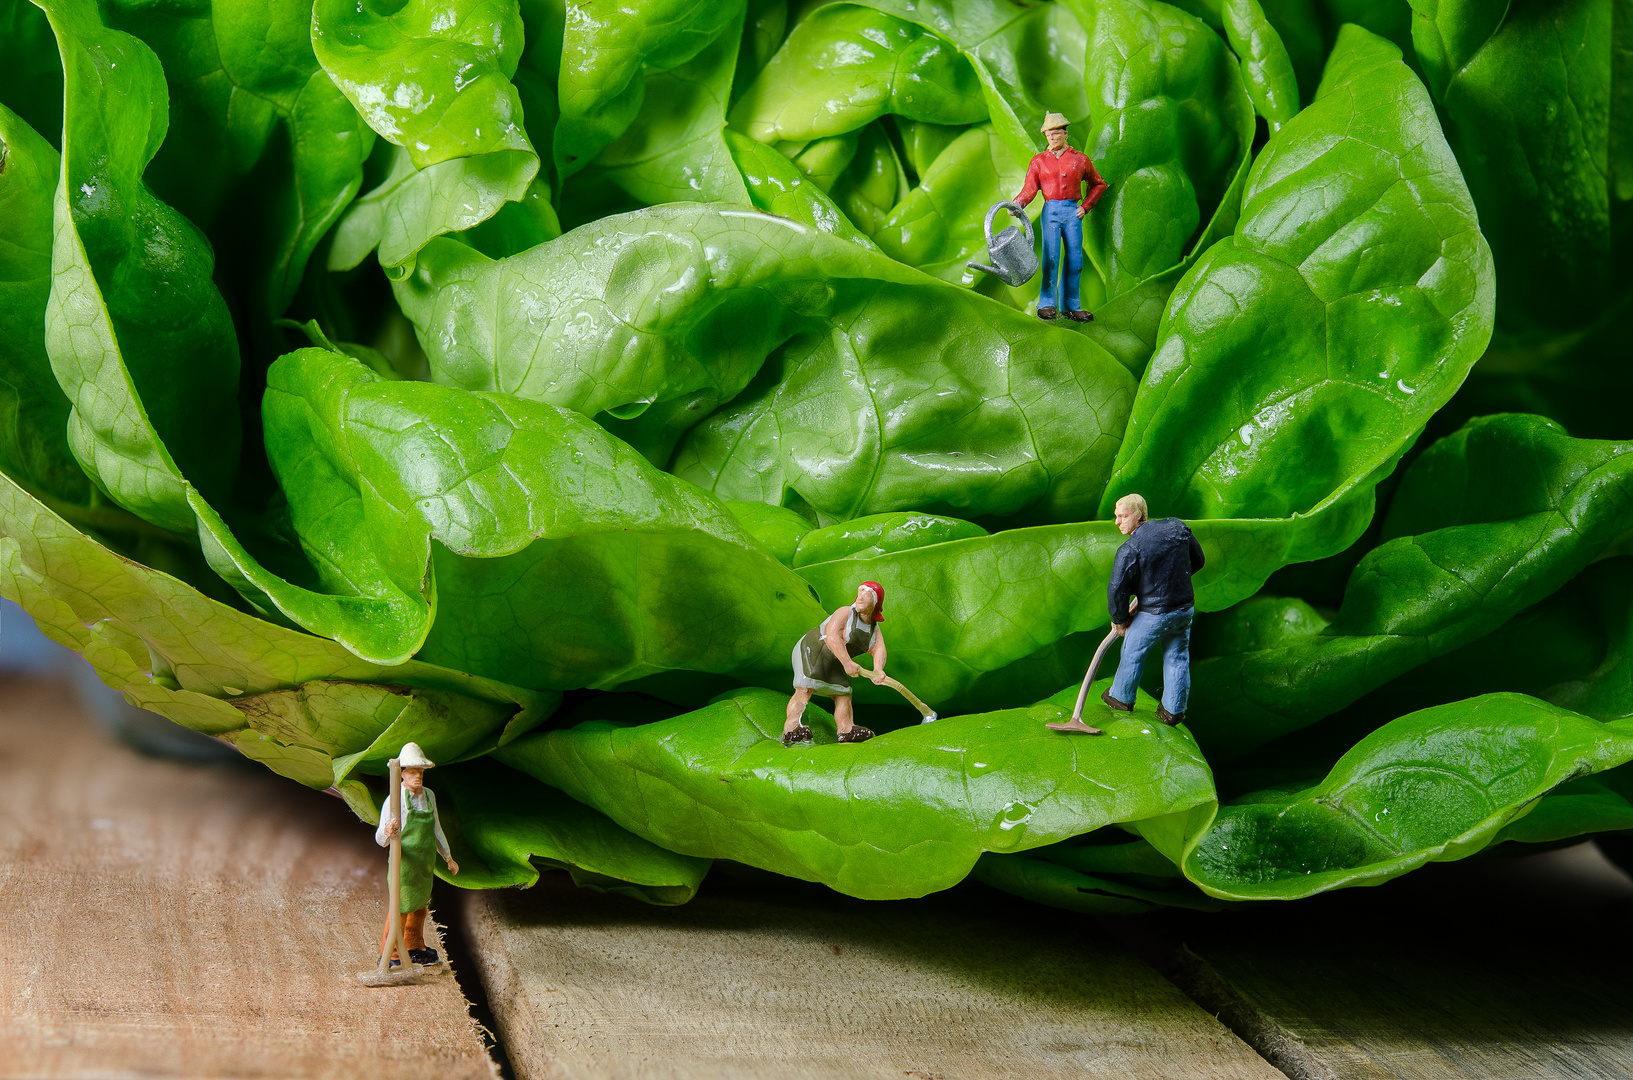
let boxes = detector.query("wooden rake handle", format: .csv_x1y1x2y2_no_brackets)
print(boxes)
877,674,935,719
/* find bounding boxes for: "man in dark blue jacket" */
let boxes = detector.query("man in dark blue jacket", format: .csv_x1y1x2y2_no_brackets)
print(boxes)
1103,493,1205,724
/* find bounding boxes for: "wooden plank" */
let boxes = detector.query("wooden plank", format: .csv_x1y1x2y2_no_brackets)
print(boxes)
464,866,1284,1080
0,677,495,1080
1128,843,1633,1080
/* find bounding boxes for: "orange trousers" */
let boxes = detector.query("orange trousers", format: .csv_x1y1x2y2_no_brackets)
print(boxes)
379,907,428,960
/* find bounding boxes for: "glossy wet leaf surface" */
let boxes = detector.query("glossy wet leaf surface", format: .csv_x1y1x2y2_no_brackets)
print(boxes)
1103,27,1493,540
498,686,1216,899
1186,415,1633,760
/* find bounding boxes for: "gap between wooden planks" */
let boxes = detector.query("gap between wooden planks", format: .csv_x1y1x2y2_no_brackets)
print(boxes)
0,677,495,1080
464,866,1284,1080
1114,842,1633,1080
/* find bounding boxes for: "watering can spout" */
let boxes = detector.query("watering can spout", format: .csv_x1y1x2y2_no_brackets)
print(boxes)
966,260,1004,277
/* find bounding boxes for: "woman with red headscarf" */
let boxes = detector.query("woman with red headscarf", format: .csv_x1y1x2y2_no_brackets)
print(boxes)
782,582,888,746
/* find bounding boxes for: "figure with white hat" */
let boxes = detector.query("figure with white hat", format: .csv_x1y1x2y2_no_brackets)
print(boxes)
373,742,457,969
1012,112,1108,323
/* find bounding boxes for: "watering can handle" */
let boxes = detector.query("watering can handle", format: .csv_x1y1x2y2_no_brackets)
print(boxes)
984,201,1034,245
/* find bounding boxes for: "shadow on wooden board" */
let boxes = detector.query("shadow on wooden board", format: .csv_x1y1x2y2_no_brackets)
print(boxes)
1123,842,1633,1080
465,864,1283,1080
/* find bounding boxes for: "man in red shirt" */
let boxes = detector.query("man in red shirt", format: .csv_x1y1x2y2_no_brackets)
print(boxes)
1013,112,1108,322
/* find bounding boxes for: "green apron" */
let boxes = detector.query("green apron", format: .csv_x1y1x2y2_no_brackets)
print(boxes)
398,799,438,914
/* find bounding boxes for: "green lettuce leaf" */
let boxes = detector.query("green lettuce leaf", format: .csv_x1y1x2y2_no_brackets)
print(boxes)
1175,694,1633,900
872,124,1007,282
0,102,87,506
1100,26,1494,573
98,0,375,316
1186,414,1633,760
399,757,712,902
726,129,874,245
0,0,63,147
554,0,745,182
496,686,1216,899
1069,0,1256,299
234,347,826,686
792,495,1373,709
34,0,242,533
671,258,1136,524
315,0,539,269
844,0,1092,181
1409,0,1624,342
586,3,749,206
0,467,556,795
972,832,1229,914
1220,0,1301,130
729,4,989,146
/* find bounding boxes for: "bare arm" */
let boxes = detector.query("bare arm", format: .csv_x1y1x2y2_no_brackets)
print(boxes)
867,627,888,685
428,790,458,875
823,606,862,677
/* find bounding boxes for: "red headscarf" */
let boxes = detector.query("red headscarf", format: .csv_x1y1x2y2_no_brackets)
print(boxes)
860,581,885,621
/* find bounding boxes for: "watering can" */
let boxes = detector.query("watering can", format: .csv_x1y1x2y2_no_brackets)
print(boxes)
966,200,1037,287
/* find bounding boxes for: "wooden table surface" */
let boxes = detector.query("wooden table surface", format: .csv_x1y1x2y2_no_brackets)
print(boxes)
0,678,494,1080
6,673,1633,1080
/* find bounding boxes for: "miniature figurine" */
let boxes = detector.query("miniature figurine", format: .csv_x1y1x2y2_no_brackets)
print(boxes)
1013,112,1108,323
783,582,889,746
1102,494,1204,725
374,742,457,967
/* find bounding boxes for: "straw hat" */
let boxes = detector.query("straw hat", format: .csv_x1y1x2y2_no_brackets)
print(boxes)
1040,112,1070,132
398,742,436,769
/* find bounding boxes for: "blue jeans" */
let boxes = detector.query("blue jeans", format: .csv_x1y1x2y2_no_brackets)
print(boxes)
1109,607,1194,715
1039,199,1084,312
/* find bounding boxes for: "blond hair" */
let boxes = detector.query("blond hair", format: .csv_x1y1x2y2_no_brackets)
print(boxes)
1114,493,1148,524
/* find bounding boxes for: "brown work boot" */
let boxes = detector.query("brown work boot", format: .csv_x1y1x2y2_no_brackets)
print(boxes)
781,724,813,747
1036,306,1058,320
1156,706,1185,726
1063,309,1094,322
1101,689,1133,712
836,725,874,743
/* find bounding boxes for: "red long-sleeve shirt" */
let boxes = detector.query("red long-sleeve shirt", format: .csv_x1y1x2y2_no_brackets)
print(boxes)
1014,147,1108,211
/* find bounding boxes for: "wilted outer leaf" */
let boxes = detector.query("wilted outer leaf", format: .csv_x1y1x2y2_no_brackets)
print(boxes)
498,687,1216,899
0,470,555,794
1186,415,1633,759
1101,27,1494,557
